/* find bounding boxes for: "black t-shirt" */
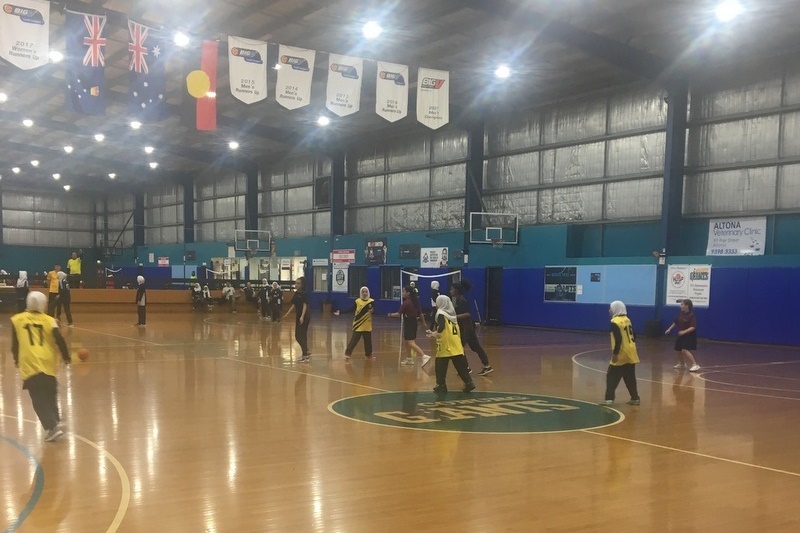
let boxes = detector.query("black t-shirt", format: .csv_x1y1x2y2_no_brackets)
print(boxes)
292,289,309,323
453,295,473,336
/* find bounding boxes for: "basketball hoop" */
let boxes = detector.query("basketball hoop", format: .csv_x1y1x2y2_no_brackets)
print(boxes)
490,238,504,249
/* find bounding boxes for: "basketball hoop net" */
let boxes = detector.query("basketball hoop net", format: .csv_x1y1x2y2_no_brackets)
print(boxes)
490,238,504,249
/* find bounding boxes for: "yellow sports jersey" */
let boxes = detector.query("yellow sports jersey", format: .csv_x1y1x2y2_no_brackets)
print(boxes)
47,271,59,293
436,316,463,358
352,298,374,332
11,312,62,381
609,315,640,366
67,257,81,275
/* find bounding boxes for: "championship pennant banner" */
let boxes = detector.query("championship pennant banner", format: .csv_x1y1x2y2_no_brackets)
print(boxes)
376,61,408,122
276,44,315,110
228,36,267,104
0,0,49,70
417,67,449,129
326,53,362,116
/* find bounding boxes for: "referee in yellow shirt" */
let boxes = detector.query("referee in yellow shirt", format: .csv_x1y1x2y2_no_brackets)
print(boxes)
67,250,82,288
11,292,71,442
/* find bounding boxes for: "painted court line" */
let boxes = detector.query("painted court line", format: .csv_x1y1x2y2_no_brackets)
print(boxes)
229,357,391,392
0,414,130,533
0,434,43,533
584,429,800,478
71,326,165,346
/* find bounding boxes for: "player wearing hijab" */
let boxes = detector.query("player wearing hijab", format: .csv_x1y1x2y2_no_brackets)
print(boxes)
269,282,283,322
55,271,74,327
338,286,375,361
601,300,640,406
15,271,29,313
135,276,147,326
428,294,475,394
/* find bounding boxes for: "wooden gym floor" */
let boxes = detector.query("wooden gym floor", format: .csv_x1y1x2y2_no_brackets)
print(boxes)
2,308,800,532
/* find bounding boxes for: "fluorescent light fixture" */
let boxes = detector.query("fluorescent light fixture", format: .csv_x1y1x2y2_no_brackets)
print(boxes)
144,146,154,154
206,91,216,98
63,185,71,191
228,141,239,150
174,31,190,47
12,167,20,174
49,50,64,63
108,173,116,179
63,145,74,153
53,173,61,180
0,93,8,103
94,133,105,142
715,0,744,22
273,63,281,70
130,120,142,130
22,118,33,127
149,162,158,169
317,116,331,127
30,160,39,167
494,64,511,79
363,21,383,39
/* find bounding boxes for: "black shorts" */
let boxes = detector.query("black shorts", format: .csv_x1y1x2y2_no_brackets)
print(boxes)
403,318,418,341
674,332,697,351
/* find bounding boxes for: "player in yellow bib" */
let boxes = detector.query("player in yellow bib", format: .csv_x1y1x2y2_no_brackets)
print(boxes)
601,300,640,406
338,286,375,360
428,295,475,394
11,292,71,442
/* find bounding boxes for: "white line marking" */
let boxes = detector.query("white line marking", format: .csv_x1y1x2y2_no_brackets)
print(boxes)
70,326,164,346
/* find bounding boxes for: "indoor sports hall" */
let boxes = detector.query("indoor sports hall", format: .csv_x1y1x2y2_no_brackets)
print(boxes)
2,1,800,532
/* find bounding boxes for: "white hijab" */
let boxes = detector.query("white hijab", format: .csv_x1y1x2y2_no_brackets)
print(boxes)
610,300,627,317
359,286,371,300
16,271,27,288
434,294,458,323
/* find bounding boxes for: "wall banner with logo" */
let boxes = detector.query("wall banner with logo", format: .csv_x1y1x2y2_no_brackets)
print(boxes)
666,264,712,307
706,216,766,256
420,247,448,268
332,263,349,293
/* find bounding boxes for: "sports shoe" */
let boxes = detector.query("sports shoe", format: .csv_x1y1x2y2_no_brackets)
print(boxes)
599,400,613,405
627,399,641,406
298,356,310,363
689,364,701,372
421,355,432,367
401,357,415,366
468,367,473,374
463,382,476,393
433,385,447,393
673,363,685,369
44,428,64,442
478,366,494,376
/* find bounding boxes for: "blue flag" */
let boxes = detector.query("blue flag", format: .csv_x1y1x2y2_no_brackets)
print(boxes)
65,10,106,115
128,20,168,121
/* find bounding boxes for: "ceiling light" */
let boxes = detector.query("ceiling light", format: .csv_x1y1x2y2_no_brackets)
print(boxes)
0,93,7,103
52,173,60,180
22,118,33,127
206,91,216,98
63,145,74,153
715,0,744,22
48,50,64,63
30,160,39,167
94,133,105,142
173,31,190,47
494,64,511,79
362,21,383,39
130,120,142,130
149,162,158,169
273,63,281,70
12,167,20,174
63,185,71,191
108,173,116,179
317,116,331,127
144,146,154,154
228,141,239,150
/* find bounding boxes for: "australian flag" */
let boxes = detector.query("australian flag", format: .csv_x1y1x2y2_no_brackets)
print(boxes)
65,10,106,115
128,20,168,121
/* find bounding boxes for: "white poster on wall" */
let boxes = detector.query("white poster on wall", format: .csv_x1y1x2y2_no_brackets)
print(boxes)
332,263,349,293
666,264,712,307
420,247,449,268
706,216,766,256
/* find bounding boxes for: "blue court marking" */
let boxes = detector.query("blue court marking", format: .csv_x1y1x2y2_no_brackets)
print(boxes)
1,434,44,533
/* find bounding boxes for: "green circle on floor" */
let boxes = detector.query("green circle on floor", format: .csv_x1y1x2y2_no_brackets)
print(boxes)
328,391,624,434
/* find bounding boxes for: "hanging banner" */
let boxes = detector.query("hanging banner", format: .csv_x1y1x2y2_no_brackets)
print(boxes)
666,264,711,307
65,10,107,115
326,53,362,116
375,61,408,122
365,238,387,266
332,264,349,293
128,20,168,121
0,0,49,70
706,216,766,256
420,247,448,268
276,44,315,110
228,35,267,104
416,67,449,129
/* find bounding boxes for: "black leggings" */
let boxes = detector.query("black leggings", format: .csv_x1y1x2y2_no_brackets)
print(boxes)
25,373,60,431
462,330,490,366
295,320,310,356
435,355,473,387
345,331,373,357
137,305,146,325
56,298,73,324
605,363,639,401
